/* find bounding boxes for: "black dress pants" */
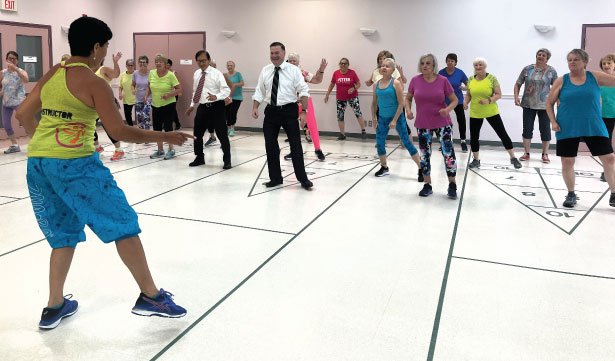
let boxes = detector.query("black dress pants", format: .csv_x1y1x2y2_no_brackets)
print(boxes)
193,101,230,164
263,103,308,183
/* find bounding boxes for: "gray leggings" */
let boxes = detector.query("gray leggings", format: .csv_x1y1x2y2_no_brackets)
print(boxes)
1,105,17,136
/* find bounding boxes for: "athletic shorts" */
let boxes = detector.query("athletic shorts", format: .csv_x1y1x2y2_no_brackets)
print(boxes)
26,153,141,248
556,136,614,157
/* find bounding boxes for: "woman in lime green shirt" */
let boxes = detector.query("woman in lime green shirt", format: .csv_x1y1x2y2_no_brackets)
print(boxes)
147,54,182,160
464,57,522,169
119,58,136,126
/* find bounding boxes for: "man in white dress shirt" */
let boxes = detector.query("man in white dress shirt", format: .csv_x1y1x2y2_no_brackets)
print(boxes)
186,50,231,169
252,42,313,189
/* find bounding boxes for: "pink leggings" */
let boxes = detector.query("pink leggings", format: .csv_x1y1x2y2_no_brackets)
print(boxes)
298,97,321,151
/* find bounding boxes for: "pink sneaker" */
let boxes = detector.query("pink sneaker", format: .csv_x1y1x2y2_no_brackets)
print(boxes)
519,153,530,161
541,154,550,164
110,149,125,161
95,145,104,153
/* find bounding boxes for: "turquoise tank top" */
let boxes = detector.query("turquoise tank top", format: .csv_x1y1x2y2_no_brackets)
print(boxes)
375,79,397,118
555,72,607,140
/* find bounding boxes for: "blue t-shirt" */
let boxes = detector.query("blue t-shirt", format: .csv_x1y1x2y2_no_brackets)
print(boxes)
556,72,607,140
228,72,243,100
438,67,468,105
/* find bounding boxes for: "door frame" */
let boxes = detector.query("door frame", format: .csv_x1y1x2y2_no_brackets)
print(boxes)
581,23,615,49
0,20,53,69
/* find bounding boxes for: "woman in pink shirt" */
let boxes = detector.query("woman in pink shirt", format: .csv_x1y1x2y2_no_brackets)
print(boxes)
406,54,459,198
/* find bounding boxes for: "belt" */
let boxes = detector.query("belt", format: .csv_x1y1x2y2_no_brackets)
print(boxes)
266,102,297,110
199,100,223,108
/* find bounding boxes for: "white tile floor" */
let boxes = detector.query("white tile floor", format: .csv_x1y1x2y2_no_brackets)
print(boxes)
1,130,614,361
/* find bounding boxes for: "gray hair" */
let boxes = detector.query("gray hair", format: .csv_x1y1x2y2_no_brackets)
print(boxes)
536,48,551,60
473,57,488,67
154,53,167,63
568,49,589,64
418,53,438,74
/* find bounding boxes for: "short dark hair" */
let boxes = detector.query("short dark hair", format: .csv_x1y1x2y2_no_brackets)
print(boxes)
270,42,285,51
194,50,210,61
445,53,458,63
138,55,149,63
68,16,113,57
6,51,18,60
166,58,173,66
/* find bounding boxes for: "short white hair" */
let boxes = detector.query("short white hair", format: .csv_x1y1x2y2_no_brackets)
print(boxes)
287,52,300,63
418,54,438,74
383,57,396,69
473,57,487,67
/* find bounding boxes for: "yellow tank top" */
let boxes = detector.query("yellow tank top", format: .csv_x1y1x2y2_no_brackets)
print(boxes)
28,62,99,159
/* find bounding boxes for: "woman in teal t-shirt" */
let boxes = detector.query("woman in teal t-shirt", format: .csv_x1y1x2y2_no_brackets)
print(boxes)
224,60,244,137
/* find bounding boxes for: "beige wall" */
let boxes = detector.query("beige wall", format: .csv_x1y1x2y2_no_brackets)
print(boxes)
4,0,615,141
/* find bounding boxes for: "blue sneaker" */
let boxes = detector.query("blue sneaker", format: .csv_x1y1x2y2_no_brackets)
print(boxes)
131,289,186,318
39,295,78,329
163,149,175,160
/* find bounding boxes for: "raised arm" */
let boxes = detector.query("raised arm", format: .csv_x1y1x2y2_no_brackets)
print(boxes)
308,58,328,84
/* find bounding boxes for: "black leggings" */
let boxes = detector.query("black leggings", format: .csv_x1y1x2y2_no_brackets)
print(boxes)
123,104,134,126
453,104,467,139
604,117,615,141
225,99,242,126
470,114,513,152
94,122,118,145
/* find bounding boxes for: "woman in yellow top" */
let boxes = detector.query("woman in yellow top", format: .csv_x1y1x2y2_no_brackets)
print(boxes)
119,58,136,127
464,57,522,169
16,16,192,329
148,54,182,160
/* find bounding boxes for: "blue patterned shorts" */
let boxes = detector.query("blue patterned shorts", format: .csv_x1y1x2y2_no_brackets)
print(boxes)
26,153,141,248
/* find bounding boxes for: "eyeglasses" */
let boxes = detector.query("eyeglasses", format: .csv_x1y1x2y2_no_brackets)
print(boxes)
339,62,349,65
126,64,134,66
7,57,17,61
196,59,208,63
138,61,148,64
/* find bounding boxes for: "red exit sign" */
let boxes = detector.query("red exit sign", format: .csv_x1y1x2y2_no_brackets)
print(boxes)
2,0,17,11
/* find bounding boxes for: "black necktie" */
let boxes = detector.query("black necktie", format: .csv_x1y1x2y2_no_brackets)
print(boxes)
271,66,280,106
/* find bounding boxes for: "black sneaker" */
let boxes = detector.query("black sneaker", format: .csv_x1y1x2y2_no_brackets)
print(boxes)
419,183,433,197
284,153,292,161
375,166,389,177
418,169,424,182
511,157,522,169
468,159,481,169
563,192,577,208
337,134,346,141
601,172,606,182
460,141,468,152
447,182,457,199
361,130,367,139
315,149,325,161
610,193,615,207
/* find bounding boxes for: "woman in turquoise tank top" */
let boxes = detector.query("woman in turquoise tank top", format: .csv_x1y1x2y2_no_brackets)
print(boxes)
546,49,615,208
15,16,192,330
599,54,615,182
371,58,421,179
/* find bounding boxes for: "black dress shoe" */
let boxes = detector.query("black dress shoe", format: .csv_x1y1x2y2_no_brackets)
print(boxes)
189,157,205,167
263,180,283,187
300,180,313,190
315,149,325,161
223,162,232,170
